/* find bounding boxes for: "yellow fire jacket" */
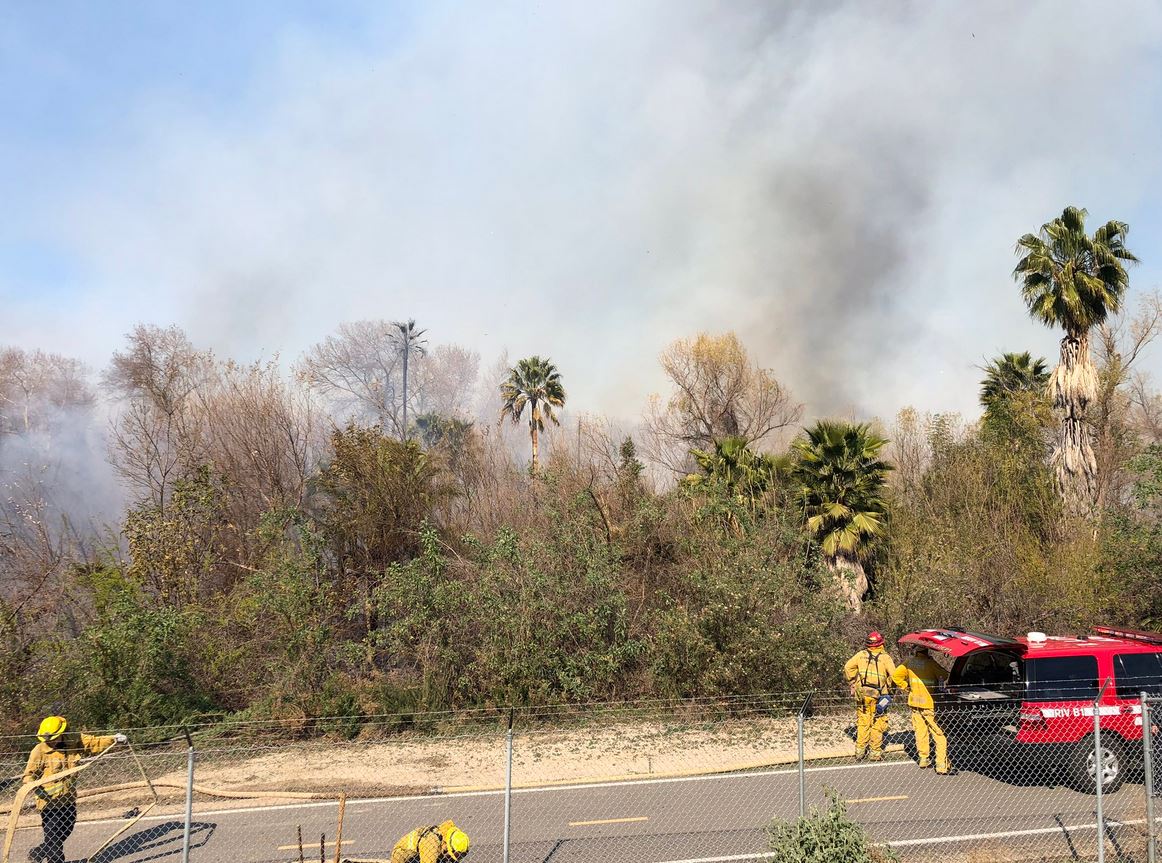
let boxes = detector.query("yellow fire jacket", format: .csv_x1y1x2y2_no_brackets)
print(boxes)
391,820,460,863
891,653,948,710
843,646,896,697
22,732,116,810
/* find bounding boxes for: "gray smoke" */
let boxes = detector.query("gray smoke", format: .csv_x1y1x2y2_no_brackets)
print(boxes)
0,401,124,588
10,0,1162,423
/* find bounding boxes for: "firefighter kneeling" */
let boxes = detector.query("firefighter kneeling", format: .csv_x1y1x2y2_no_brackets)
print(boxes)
391,821,470,863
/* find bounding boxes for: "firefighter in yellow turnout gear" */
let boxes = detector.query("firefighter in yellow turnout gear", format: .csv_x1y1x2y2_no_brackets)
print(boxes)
22,716,126,863
390,821,470,863
892,646,953,774
843,632,896,761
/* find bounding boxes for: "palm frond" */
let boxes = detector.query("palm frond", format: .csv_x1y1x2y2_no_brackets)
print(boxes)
1013,206,1136,334
792,420,891,563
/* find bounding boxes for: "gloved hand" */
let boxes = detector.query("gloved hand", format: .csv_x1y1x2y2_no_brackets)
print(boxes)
113,733,128,744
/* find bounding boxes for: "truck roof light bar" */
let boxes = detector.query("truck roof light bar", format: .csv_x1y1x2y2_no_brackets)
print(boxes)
1093,625,1162,645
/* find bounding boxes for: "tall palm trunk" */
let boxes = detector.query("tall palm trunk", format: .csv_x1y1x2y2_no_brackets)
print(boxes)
1048,330,1099,515
827,555,867,613
529,401,541,472
401,349,409,440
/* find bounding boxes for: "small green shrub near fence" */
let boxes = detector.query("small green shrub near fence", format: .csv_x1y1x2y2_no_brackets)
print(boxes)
767,790,899,863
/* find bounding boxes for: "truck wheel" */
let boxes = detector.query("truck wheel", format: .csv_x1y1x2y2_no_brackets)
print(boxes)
1069,735,1126,794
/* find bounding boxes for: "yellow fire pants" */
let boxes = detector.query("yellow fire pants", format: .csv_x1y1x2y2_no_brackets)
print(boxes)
855,695,888,758
910,707,949,772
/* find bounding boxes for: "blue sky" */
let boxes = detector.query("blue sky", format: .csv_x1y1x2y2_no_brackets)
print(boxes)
5,2,1162,424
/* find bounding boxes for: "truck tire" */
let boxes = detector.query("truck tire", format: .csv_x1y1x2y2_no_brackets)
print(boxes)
1068,734,1126,794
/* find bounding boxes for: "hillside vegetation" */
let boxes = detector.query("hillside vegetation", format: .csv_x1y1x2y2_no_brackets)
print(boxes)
3,208,1162,734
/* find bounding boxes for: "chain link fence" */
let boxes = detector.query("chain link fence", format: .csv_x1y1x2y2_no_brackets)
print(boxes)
0,688,1159,863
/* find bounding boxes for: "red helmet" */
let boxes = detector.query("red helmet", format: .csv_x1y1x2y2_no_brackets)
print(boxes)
866,631,884,647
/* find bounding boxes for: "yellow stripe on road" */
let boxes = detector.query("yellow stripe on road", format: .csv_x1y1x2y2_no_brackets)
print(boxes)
569,816,649,827
845,795,908,804
277,840,354,851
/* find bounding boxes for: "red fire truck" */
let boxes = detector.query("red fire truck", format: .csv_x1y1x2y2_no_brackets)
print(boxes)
898,626,1162,792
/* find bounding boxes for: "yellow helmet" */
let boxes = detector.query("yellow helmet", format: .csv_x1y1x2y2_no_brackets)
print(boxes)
37,716,67,743
446,829,469,859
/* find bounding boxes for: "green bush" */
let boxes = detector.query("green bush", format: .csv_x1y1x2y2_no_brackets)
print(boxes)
56,565,212,729
767,790,898,863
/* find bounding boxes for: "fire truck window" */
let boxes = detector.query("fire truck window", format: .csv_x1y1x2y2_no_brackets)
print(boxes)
1027,656,1099,701
957,651,1020,688
1114,653,1162,697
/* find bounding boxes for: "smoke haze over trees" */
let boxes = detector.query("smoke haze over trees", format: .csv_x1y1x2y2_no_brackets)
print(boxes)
5,3,1162,422
1,301,1162,730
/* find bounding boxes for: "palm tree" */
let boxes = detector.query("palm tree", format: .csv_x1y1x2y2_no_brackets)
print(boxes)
414,412,474,451
499,356,566,472
391,319,427,440
980,351,1049,417
792,421,891,612
687,435,786,507
1013,206,1137,514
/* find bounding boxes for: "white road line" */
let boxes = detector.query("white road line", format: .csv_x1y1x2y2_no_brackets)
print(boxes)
845,795,907,804
885,817,1144,847
66,759,915,825
648,854,774,863
645,821,1149,863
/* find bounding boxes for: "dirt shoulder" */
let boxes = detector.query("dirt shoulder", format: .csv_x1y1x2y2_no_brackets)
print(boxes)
4,711,861,826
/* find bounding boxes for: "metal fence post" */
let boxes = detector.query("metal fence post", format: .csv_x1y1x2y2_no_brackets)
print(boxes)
1095,677,1110,863
182,728,195,863
502,708,514,863
797,693,812,819
1144,694,1157,863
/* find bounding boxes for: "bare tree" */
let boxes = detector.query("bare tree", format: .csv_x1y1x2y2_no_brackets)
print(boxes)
300,322,484,440
643,331,801,475
412,343,480,419
104,325,213,507
1093,290,1162,507
180,359,322,589
1,349,93,435
298,320,403,431
1130,373,1162,445
103,324,210,410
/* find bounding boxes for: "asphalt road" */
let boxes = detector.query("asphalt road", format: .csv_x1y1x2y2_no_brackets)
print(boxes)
5,758,1148,863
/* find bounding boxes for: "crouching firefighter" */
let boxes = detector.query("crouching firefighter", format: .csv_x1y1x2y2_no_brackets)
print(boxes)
390,821,470,863
843,632,896,761
23,716,127,863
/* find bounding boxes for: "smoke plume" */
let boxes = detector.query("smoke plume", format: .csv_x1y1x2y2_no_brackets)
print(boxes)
7,1,1162,422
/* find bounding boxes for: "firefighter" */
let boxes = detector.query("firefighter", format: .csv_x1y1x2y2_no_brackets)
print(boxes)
843,631,897,761
390,820,470,863
892,645,953,774
22,716,127,863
